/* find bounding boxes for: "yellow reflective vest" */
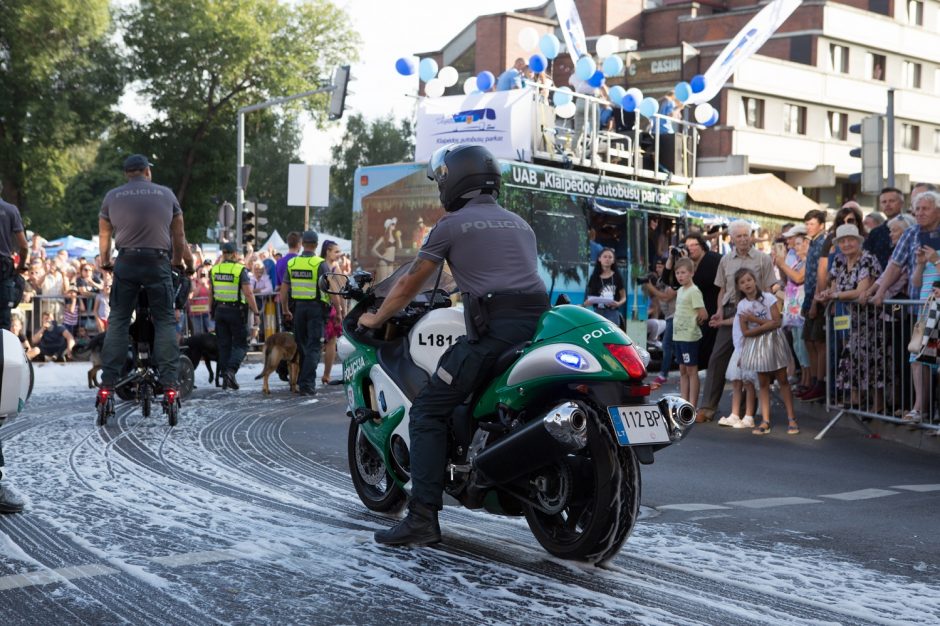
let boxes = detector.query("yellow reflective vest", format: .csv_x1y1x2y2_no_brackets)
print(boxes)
210,261,246,303
287,254,328,303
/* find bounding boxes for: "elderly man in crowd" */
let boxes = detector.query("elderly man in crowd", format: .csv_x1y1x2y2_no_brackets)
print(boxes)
864,188,904,270
696,220,776,423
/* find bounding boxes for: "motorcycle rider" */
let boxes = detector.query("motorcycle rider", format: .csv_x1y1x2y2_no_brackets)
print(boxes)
210,242,260,389
361,144,548,546
96,154,195,410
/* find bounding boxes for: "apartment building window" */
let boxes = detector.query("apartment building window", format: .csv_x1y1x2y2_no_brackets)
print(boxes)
935,68,940,95
865,52,886,81
741,97,765,129
934,129,940,154
902,123,920,150
829,44,849,73
827,112,848,140
907,0,924,26
784,104,807,135
903,61,922,88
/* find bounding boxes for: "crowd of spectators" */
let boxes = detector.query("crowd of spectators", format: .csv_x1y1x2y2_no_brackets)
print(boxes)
640,184,940,435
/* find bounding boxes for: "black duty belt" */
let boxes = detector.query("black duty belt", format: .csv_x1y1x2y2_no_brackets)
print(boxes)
216,302,246,309
481,291,550,314
119,247,169,259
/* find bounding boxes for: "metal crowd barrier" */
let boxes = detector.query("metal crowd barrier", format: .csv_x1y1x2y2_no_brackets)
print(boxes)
819,298,939,439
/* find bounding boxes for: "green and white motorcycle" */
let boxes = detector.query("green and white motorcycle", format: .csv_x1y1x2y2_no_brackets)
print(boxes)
329,266,694,564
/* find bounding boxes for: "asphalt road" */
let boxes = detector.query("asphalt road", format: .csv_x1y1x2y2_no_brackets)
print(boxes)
0,364,938,625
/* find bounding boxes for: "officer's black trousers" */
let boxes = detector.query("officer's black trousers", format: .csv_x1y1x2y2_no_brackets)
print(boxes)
293,301,324,389
409,314,541,510
215,305,248,375
101,257,178,388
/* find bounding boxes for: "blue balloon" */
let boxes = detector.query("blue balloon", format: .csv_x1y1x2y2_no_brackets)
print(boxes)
674,81,691,103
690,74,706,93
575,55,596,81
476,70,495,92
608,85,626,105
553,86,573,107
602,55,624,77
539,33,561,60
587,70,605,89
621,94,637,112
704,111,719,127
395,57,416,76
418,58,439,82
528,53,547,74
638,96,658,118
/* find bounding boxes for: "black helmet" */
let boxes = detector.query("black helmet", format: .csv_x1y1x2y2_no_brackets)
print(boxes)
426,144,501,212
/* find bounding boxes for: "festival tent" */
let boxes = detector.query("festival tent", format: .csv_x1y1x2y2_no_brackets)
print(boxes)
261,230,288,254
43,235,98,259
318,232,351,255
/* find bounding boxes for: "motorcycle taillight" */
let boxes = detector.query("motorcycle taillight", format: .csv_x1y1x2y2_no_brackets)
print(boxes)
605,343,646,379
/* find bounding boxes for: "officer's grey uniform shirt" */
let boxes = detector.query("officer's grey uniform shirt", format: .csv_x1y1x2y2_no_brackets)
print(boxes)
417,195,543,297
0,199,25,257
99,176,181,251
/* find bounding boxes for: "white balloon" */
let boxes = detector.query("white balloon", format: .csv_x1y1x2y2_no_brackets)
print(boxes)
463,76,478,94
438,66,459,87
694,103,715,124
596,34,619,59
626,87,643,105
518,27,540,52
555,101,577,119
425,78,445,98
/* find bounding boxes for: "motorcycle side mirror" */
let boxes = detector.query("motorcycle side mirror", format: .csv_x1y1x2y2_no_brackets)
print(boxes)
554,293,571,306
319,272,350,295
352,270,373,285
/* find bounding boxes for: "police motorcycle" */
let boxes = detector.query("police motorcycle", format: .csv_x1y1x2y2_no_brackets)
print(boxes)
327,265,695,564
96,268,194,427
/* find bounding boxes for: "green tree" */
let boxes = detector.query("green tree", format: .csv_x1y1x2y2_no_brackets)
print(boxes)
120,0,358,240
0,0,125,234
324,113,414,237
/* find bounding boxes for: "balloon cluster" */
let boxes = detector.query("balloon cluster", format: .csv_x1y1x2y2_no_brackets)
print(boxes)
394,29,720,127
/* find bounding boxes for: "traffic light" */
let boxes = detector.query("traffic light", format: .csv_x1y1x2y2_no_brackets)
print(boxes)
848,115,883,194
242,200,257,246
255,203,269,242
329,65,351,120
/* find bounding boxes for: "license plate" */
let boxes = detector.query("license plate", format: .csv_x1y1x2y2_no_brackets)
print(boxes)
607,405,670,445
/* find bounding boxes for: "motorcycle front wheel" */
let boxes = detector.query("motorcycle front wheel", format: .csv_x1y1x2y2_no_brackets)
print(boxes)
523,406,641,564
347,420,407,514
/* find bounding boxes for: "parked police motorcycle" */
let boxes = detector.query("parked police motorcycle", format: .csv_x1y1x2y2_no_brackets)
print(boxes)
328,265,694,564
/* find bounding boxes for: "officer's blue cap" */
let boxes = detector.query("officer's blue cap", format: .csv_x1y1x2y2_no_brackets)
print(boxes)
123,154,153,171
302,230,318,244
221,242,237,253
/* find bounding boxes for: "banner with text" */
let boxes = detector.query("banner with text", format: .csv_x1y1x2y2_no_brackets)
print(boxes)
554,0,588,63
415,90,534,163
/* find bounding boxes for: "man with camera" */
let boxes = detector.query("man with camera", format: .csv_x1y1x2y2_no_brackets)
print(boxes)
664,233,722,367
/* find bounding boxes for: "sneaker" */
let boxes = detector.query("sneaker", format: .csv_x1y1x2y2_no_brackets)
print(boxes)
717,414,742,427
901,410,922,424
734,415,756,429
0,484,24,514
653,375,668,385
801,384,825,402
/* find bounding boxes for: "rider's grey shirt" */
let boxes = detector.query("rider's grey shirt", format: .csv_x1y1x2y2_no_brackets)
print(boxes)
100,176,181,251
417,194,544,298
0,198,24,257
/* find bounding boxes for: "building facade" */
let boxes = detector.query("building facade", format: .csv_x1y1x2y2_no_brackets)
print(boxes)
421,0,940,208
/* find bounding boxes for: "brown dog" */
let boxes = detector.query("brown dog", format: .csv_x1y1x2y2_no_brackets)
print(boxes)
254,332,300,394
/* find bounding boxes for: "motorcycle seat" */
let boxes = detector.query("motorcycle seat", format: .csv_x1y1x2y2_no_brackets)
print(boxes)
492,341,530,379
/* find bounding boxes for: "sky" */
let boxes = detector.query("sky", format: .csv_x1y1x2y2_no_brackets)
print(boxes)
297,0,539,163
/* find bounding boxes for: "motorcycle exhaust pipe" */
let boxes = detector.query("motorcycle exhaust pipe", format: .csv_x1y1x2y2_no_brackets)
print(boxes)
474,402,588,484
657,395,696,442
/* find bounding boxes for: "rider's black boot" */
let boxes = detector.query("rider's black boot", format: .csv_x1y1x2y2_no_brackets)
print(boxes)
374,500,441,546
224,370,240,390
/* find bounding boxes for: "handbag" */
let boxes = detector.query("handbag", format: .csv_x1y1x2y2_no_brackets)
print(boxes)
908,320,925,354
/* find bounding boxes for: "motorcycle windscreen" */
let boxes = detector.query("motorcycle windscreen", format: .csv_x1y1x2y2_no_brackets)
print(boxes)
372,261,458,303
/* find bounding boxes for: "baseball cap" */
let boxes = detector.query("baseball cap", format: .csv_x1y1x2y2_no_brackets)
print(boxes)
221,242,237,253
782,224,807,238
123,154,153,171
302,230,318,244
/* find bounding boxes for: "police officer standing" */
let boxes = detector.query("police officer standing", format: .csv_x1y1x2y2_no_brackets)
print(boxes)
278,230,337,395
210,242,259,389
361,144,548,546
97,154,194,411
0,192,29,514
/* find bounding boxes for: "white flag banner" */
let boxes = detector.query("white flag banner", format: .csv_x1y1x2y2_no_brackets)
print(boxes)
554,0,588,63
687,0,801,105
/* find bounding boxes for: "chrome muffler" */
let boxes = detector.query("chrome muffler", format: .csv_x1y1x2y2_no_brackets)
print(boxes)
657,395,696,442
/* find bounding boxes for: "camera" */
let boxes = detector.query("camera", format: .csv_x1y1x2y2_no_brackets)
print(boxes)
669,244,687,257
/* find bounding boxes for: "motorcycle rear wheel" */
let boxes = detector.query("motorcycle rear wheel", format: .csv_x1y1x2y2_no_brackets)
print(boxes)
523,406,641,564
347,421,406,514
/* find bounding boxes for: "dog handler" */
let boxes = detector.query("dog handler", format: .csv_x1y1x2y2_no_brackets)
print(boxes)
210,242,259,389
0,191,29,513
279,230,336,396
361,144,548,546
96,154,194,412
